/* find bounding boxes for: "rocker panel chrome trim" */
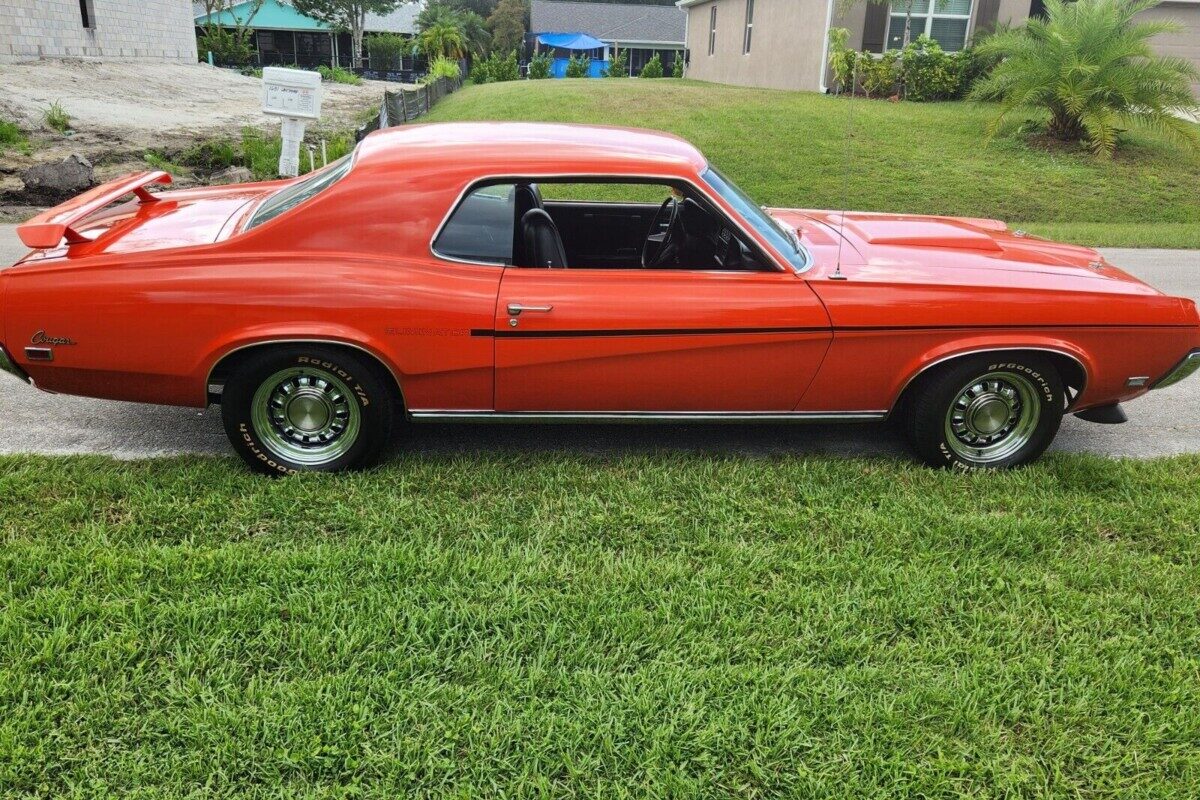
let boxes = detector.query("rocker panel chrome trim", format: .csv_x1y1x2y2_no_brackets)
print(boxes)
408,410,887,423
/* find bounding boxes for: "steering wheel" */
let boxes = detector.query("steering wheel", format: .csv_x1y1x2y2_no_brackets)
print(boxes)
641,197,681,269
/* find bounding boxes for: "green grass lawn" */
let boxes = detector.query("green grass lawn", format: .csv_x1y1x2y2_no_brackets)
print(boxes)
3,453,1200,797
424,80,1200,248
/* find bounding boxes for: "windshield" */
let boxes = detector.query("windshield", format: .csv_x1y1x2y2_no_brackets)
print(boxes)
701,166,807,272
246,155,353,230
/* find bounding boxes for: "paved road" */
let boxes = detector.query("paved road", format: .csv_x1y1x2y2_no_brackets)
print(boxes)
2,225,1199,460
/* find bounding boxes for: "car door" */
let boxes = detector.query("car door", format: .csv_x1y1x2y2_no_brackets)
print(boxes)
493,266,831,412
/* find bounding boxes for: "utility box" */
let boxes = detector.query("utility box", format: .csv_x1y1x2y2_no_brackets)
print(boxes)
261,67,323,178
261,67,323,120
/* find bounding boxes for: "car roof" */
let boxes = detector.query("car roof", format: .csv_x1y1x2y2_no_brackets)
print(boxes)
356,122,708,175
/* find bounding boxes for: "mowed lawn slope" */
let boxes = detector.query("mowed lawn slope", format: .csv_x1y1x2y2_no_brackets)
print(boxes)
3,454,1200,797
424,79,1200,247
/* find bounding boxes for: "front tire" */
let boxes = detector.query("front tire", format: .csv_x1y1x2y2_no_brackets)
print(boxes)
905,353,1064,470
220,346,396,475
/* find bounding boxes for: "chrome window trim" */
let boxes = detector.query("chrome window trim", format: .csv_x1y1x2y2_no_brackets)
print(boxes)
428,171,800,274
893,346,1090,412
409,410,887,423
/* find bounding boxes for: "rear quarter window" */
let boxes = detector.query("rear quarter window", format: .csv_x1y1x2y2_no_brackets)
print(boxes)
245,155,353,230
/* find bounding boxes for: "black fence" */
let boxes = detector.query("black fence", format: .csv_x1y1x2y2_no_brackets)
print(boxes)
356,75,465,141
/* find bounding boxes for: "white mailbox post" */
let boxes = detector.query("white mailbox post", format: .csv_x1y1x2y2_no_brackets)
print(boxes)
261,67,323,178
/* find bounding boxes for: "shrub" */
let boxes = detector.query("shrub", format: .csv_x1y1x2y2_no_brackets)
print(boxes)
491,50,520,82
528,51,552,79
827,27,858,94
197,27,254,67
900,35,959,101
43,101,70,133
639,53,664,79
970,0,1200,156
860,51,899,98
317,64,362,85
671,54,683,78
604,48,628,77
565,54,591,78
367,33,409,70
425,55,462,83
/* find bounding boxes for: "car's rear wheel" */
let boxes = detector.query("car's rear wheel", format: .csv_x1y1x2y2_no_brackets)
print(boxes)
220,345,396,475
905,353,1064,470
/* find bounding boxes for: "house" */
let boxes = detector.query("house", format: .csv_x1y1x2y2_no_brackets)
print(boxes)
193,0,421,69
0,0,199,63
678,0,1200,95
530,0,687,75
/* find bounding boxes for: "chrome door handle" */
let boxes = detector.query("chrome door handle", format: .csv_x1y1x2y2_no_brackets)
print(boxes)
507,303,553,315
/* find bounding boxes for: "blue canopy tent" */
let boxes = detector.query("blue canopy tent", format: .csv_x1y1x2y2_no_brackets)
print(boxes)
533,32,608,78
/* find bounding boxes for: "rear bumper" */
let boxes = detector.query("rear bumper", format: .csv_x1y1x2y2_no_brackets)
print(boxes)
0,343,32,385
1153,348,1200,390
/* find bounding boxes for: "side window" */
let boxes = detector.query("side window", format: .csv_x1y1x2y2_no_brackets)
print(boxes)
433,183,515,265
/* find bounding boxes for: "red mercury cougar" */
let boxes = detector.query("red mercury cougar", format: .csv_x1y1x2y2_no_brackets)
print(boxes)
3,123,1198,474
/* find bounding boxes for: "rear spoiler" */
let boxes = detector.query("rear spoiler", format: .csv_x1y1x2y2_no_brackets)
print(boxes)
16,171,171,249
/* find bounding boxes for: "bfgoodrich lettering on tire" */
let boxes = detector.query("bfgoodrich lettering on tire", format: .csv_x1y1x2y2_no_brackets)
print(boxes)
220,345,396,475
905,353,1064,470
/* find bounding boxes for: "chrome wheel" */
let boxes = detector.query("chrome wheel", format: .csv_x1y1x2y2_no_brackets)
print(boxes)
250,367,361,466
943,371,1041,464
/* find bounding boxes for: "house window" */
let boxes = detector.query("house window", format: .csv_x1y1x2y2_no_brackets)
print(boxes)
743,0,754,53
708,6,717,56
885,0,973,52
78,0,95,29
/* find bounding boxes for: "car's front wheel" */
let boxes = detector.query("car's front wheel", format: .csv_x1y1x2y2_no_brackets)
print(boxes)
905,353,1064,470
220,345,396,475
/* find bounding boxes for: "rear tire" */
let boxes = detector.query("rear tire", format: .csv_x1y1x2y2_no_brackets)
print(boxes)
220,346,396,475
905,353,1064,470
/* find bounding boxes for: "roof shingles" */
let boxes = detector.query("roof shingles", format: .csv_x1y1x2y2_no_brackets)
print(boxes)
530,0,686,46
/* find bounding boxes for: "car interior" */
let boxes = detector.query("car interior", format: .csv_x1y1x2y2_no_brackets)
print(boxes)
433,180,771,271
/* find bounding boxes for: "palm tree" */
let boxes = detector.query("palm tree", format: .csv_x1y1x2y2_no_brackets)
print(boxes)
969,0,1199,156
458,11,492,58
418,21,467,60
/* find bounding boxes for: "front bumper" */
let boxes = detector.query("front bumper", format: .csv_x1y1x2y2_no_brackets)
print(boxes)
1153,348,1200,390
0,343,32,385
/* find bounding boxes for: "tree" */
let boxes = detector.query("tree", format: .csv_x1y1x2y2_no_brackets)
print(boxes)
197,0,264,65
419,21,467,59
419,2,491,57
970,0,1199,156
603,47,628,77
487,0,527,56
639,52,663,78
292,0,406,67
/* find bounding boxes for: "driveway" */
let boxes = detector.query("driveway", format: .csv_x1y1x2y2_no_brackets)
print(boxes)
1,225,1198,460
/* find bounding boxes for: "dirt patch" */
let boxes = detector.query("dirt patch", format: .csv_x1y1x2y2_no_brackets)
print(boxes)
0,59,399,200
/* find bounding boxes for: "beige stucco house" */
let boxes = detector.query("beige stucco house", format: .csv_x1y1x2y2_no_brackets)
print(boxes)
678,0,1200,95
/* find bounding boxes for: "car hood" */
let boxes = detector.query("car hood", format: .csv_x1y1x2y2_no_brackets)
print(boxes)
770,209,1154,292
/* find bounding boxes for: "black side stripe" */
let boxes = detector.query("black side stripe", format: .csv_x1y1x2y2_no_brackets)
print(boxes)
471,322,1194,339
472,326,827,338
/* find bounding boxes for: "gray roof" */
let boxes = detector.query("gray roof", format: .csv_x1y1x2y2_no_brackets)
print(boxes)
530,0,686,46
364,1,422,35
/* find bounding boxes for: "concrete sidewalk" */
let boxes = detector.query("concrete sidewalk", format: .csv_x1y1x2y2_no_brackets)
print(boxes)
2,225,1199,460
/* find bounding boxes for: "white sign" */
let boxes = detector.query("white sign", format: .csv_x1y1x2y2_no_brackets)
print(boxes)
261,67,323,120
261,67,324,178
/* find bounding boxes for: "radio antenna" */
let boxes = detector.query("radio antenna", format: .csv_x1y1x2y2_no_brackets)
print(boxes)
831,55,860,281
